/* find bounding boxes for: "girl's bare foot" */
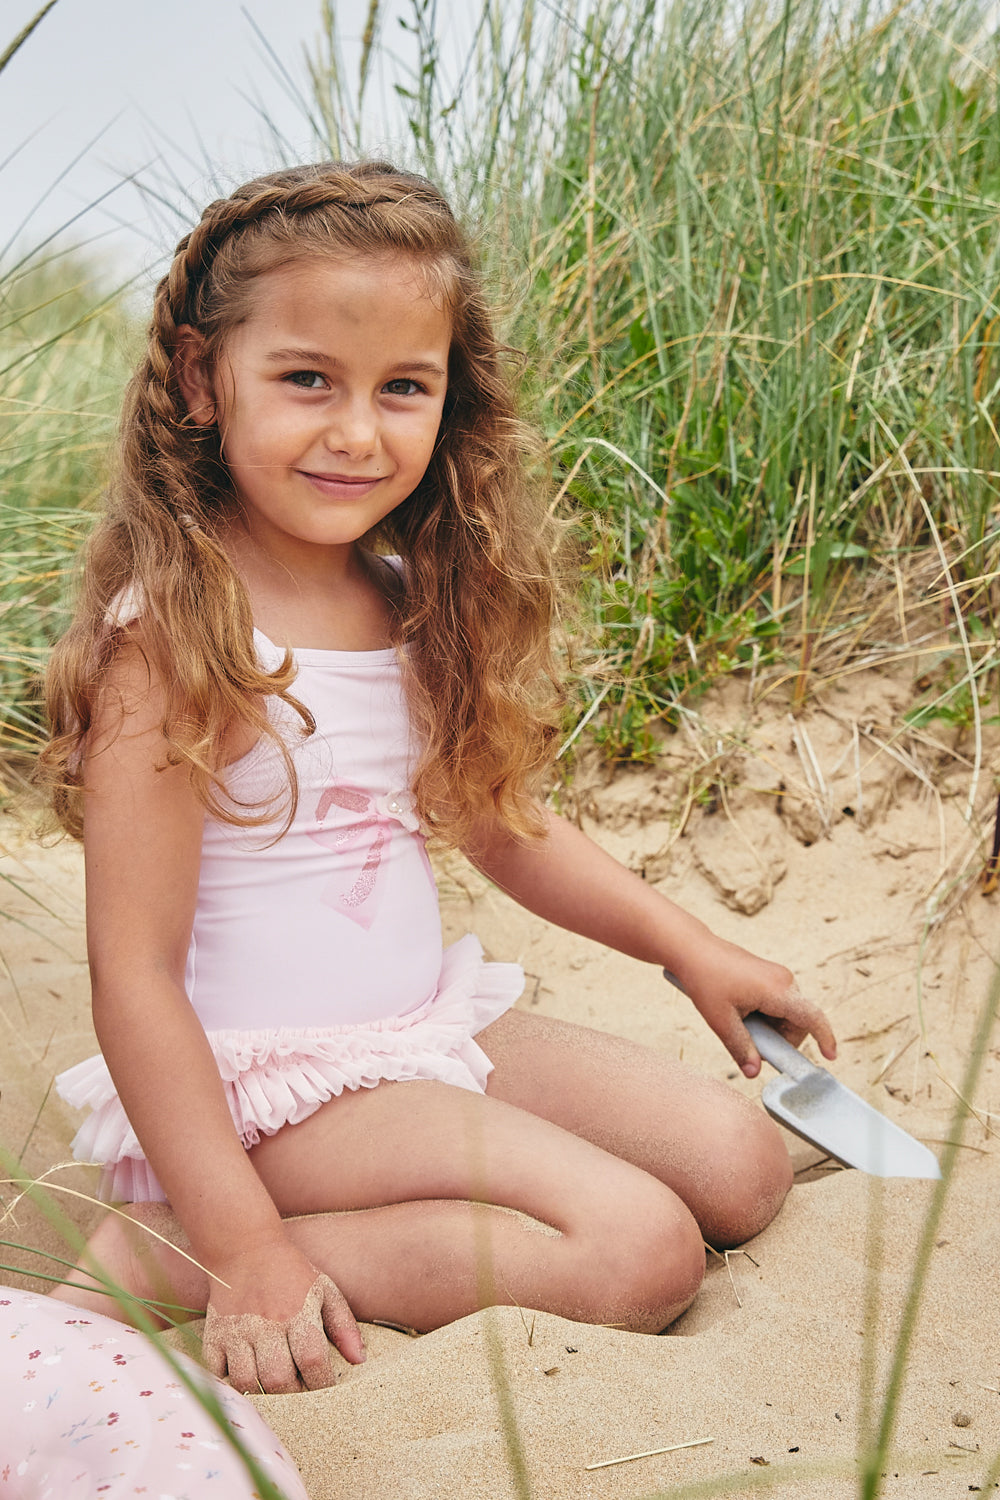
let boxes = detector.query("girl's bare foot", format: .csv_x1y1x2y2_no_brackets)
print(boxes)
48,1204,205,1329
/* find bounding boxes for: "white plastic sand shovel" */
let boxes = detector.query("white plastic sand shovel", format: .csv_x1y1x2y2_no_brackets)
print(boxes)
743,1013,942,1180
661,970,941,1180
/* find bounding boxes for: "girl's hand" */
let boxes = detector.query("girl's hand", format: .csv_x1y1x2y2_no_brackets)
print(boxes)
202,1240,365,1395
665,938,837,1079
467,807,835,1078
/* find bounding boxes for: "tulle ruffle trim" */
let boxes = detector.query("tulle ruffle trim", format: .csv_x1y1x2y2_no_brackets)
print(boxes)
55,934,523,1203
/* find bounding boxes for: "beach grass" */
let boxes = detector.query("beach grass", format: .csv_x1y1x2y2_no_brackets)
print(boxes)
0,254,132,782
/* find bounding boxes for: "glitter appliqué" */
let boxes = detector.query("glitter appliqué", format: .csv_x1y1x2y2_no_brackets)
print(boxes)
308,784,419,930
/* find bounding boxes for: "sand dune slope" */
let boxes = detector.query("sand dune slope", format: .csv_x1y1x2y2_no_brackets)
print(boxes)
2,668,998,1498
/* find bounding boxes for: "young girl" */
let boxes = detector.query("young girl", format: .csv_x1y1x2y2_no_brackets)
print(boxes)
42,159,836,1398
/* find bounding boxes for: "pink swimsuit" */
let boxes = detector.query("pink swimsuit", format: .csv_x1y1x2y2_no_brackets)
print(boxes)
56,628,524,1201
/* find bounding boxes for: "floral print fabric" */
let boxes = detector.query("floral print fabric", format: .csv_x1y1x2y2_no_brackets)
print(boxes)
0,1289,309,1499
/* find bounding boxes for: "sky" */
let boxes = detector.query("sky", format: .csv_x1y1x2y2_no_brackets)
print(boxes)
0,0,417,287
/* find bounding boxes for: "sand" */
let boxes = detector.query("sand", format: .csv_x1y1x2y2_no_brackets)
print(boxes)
1,662,998,1498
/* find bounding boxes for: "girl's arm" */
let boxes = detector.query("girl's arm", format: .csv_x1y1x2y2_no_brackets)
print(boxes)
82,644,364,1389
466,807,836,1078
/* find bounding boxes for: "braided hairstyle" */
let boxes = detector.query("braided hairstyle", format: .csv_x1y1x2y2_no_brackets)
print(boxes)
42,161,562,845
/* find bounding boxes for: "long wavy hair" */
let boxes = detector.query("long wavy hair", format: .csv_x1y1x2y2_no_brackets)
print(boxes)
41,161,562,846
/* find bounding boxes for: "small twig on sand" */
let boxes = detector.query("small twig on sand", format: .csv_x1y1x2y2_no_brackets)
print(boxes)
585,1437,714,1471
789,715,830,833
723,1247,757,1308
920,1057,999,1140
370,1318,421,1337
793,1154,841,1178
920,1138,989,1154
873,1033,918,1085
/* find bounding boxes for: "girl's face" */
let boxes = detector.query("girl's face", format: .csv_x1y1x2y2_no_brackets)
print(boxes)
178,254,451,570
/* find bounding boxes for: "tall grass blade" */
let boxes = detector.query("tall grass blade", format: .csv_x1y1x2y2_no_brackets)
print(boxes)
859,955,999,1498
0,0,59,77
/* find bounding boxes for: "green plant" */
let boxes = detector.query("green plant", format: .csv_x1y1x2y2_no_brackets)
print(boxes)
0,259,132,771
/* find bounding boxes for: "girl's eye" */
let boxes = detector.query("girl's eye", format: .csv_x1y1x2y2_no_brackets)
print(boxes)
285,371,327,390
383,378,421,397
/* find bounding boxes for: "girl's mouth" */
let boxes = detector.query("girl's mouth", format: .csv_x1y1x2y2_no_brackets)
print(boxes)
300,470,381,498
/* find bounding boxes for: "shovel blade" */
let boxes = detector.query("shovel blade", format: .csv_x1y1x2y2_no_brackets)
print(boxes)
762,1071,942,1179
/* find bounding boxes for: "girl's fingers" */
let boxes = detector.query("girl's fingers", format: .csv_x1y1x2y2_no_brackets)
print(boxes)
762,991,838,1061
808,1010,838,1061
202,1333,228,1382
721,1018,762,1078
286,1274,353,1390
251,1325,303,1396
662,962,837,1069
287,1320,336,1391
221,1335,261,1398
206,1274,361,1395
318,1276,367,1367
689,1001,761,1076
204,1308,303,1396
691,985,837,1077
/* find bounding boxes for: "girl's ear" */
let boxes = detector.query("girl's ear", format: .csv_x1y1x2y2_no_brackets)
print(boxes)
175,326,217,426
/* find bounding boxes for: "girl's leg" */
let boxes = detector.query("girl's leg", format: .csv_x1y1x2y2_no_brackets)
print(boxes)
477,1009,792,1247
52,1080,706,1336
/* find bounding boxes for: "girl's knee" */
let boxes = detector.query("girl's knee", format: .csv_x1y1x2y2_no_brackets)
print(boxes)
581,1182,706,1333
703,1104,793,1249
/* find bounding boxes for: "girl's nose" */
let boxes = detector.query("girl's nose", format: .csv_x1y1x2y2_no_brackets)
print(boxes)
326,399,378,459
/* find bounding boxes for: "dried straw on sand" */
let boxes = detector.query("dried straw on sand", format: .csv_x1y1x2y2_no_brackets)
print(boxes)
2,665,998,1498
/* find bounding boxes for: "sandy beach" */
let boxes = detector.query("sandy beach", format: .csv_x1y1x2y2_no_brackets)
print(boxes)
2,662,997,1498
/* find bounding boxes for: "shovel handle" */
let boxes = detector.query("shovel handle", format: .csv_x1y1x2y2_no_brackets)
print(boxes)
662,973,817,1081
743,1014,817,1080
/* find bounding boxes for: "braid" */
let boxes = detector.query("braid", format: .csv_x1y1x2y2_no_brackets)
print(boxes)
171,162,458,327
